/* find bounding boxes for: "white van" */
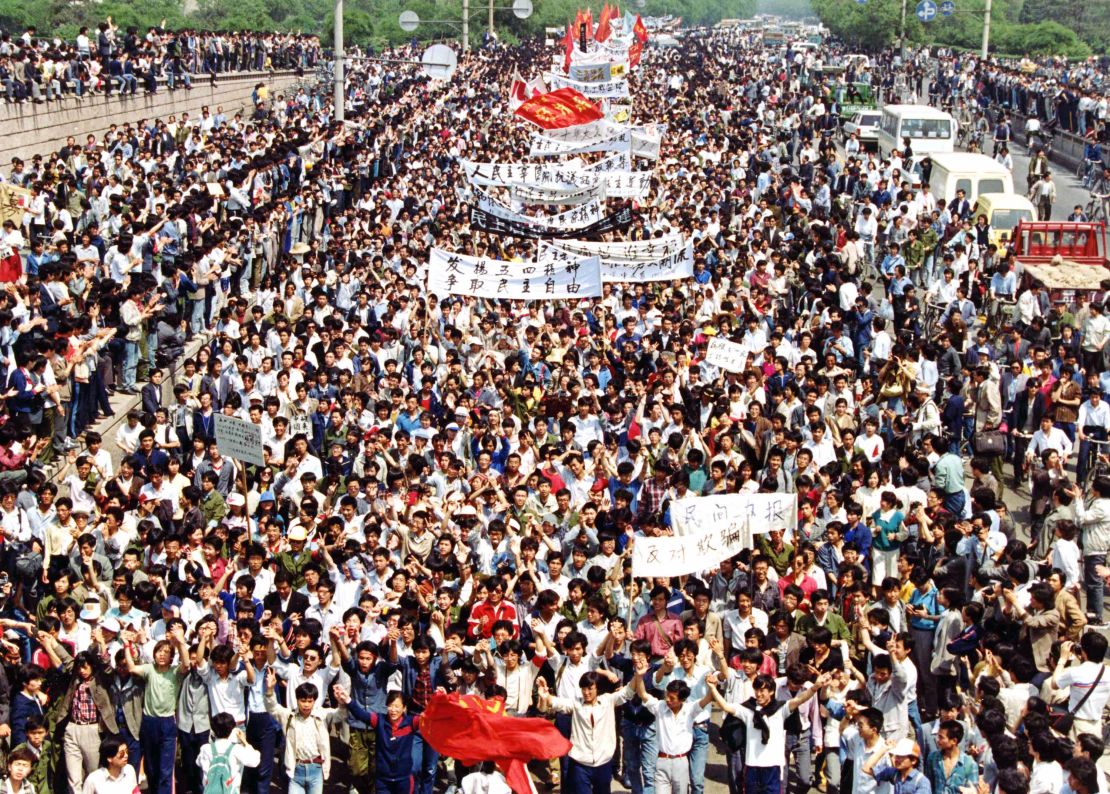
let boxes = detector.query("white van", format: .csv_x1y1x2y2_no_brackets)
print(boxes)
876,104,957,157
927,152,1014,205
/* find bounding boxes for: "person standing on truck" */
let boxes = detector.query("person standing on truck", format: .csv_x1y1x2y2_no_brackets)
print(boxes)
1029,172,1057,221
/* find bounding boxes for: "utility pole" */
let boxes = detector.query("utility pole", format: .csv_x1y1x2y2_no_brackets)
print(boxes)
981,0,992,58
899,0,907,55
489,0,495,42
334,0,344,121
462,0,470,51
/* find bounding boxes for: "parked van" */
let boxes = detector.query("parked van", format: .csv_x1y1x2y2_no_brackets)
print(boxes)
927,153,1014,205
972,193,1037,246
876,104,957,157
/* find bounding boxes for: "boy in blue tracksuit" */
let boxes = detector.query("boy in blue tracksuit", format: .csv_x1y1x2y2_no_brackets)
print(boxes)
340,690,421,794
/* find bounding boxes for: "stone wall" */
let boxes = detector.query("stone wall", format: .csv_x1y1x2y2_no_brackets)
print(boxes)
0,69,303,164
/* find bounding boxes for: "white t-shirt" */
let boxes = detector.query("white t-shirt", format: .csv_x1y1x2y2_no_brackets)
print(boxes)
197,737,261,793
737,701,791,768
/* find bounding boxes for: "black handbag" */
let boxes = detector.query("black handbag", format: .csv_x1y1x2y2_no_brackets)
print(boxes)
973,429,1006,456
1051,663,1104,735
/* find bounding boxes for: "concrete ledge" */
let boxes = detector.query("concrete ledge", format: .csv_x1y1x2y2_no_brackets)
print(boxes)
0,70,304,163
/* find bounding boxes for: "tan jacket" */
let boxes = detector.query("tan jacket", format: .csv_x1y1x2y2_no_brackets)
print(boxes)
1055,589,1087,642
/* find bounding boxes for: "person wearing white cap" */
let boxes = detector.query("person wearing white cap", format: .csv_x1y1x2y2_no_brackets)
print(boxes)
862,738,930,794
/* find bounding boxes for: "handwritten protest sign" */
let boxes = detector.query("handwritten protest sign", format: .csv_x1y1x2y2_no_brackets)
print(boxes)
631,493,797,578
704,337,750,374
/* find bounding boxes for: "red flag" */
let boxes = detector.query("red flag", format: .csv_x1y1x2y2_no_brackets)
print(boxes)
583,8,594,40
595,3,612,42
629,38,643,68
563,23,574,72
514,87,604,130
633,14,648,43
420,693,570,794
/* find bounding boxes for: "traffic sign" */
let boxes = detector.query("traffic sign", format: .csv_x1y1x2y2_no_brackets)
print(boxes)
916,0,937,21
856,0,867,4
940,1,954,14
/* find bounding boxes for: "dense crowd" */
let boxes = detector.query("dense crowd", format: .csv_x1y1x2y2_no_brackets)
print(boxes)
0,19,1108,794
0,23,320,103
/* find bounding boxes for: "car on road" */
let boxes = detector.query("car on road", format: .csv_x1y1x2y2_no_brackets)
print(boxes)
842,110,882,151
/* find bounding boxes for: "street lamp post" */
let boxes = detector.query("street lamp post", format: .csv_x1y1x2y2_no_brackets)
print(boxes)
981,0,992,58
334,0,345,121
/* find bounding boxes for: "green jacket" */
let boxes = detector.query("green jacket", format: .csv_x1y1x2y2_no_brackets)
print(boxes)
795,610,851,642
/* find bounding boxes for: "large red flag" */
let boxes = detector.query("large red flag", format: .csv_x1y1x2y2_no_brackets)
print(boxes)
514,87,604,129
595,3,612,42
629,38,643,68
633,14,648,43
583,8,594,40
420,693,570,794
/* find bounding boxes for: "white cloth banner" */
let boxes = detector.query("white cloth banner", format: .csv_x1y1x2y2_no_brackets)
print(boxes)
584,150,632,173
704,337,751,374
631,493,797,577
427,249,602,300
475,189,603,230
530,129,631,157
527,121,663,159
539,240,694,283
510,181,606,206
545,72,630,98
602,171,654,198
460,159,600,188
552,234,687,261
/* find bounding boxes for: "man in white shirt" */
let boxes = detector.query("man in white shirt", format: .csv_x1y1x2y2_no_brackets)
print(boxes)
1028,414,1074,465
1049,632,1110,737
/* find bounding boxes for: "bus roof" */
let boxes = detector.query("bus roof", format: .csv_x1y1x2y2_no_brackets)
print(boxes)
881,105,953,119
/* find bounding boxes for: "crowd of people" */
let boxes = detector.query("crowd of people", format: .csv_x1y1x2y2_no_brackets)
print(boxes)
0,23,320,103
0,17,1106,794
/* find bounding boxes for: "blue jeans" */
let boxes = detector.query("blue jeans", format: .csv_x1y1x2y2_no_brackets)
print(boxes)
690,722,710,794
122,339,139,389
177,728,209,794
1078,430,1107,483
567,758,612,794
115,706,141,770
942,490,966,517
1085,553,1106,621
244,712,279,794
377,779,412,794
621,719,658,794
1057,421,1076,443
291,763,323,794
140,714,177,794
411,731,438,794
746,765,781,794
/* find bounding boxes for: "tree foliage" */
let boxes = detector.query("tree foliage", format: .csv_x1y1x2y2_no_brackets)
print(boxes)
808,0,1095,57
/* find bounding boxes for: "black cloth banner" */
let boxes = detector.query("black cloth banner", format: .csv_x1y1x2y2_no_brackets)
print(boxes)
469,206,633,240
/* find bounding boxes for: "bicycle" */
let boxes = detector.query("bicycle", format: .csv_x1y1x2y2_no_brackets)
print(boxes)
921,301,949,338
984,296,1016,335
1086,193,1109,223
1080,436,1110,495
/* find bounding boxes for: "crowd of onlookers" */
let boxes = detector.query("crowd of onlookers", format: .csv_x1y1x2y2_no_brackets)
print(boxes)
0,24,320,103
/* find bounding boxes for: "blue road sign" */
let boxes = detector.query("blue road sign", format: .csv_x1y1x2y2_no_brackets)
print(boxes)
940,1,955,14
916,0,937,21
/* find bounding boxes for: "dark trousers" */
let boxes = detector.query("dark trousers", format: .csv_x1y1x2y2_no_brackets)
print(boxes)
377,778,413,794
411,732,438,794
244,712,278,794
140,714,177,794
568,758,613,794
177,727,209,794
746,766,782,794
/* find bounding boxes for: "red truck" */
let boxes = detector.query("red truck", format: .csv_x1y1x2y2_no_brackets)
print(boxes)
1011,221,1110,306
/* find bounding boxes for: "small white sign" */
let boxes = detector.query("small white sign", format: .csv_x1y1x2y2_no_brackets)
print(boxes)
214,414,265,466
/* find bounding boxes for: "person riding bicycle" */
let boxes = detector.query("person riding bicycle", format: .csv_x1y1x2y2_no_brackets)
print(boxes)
1091,168,1110,221
1078,389,1110,485
1082,140,1105,187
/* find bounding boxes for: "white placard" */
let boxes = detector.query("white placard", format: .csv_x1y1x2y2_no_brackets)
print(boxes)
214,413,265,466
475,189,603,230
551,234,686,260
460,160,600,188
631,493,798,577
704,337,751,374
427,249,602,300
510,181,606,206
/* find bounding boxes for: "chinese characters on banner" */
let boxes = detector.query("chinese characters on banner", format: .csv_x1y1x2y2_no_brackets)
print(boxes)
631,493,798,578
538,239,694,283
427,248,603,300
469,206,633,240
704,337,751,374
474,188,604,230
510,181,606,206
460,160,600,188
545,71,631,98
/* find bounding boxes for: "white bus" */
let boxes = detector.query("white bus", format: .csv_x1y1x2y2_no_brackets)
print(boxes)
876,104,957,157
